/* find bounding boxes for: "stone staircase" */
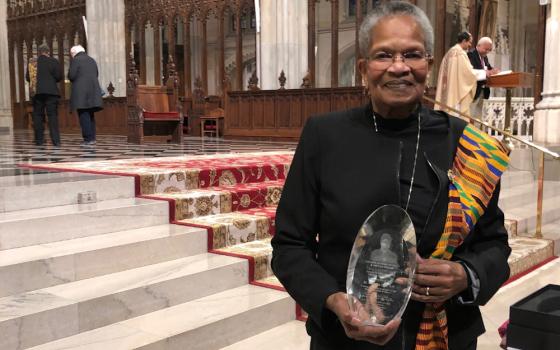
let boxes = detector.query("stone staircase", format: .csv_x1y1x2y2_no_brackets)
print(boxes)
0,170,294,350
1,151,558,349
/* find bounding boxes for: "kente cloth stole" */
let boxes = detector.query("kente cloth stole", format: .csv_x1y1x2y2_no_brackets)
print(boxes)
415,124,509,350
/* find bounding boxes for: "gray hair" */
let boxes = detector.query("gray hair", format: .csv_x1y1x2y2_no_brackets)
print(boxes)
70,45,86,57
38,44,50,54
477,37,493,46
359,1,434,57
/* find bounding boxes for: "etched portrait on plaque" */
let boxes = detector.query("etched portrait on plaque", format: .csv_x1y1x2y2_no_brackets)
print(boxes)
346,205,417,326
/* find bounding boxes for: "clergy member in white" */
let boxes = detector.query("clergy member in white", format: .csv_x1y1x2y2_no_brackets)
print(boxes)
435,31,487,119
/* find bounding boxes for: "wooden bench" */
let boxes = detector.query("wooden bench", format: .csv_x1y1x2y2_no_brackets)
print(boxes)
126,56,183,144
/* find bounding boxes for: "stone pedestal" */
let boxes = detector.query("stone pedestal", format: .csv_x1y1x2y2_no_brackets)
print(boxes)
534,0,560,145
86,0,126,97
259,0,308,90
0,0,13,132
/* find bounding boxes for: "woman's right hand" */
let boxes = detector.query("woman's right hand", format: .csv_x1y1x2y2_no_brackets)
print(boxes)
325,292,400,345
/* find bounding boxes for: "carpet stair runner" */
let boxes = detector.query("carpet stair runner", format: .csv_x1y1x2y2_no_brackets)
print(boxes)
11,151,556,349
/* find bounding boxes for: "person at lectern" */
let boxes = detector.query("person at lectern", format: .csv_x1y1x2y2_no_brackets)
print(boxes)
271,2,511,350
467,37,500,118
435,32,494,119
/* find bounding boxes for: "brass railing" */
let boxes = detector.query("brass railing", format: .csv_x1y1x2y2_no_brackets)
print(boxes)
424,96,560,239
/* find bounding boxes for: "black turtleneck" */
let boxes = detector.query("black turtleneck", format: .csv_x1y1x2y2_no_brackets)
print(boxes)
372,107,448,237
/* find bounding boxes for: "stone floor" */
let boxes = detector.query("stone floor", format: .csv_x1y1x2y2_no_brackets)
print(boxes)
0,130,297,177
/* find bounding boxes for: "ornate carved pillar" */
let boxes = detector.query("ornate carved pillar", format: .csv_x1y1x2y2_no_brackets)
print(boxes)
202,17,208,93
308,0,316,87
0,0,12,131
16,41,25,119
138,20,147,84
86,0,127,96
235,6,243,90
55,32,65,100
534,0,560,144
355,0,362,86
183,17,192,97
259,0,308,89
218,7,225,95
125,17,132,71
144,23,155,85
434,0,446,82
331,0,339,87
166,16,176,65
154,21,162,85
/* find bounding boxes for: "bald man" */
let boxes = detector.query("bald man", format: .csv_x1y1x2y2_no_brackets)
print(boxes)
468,37,500,117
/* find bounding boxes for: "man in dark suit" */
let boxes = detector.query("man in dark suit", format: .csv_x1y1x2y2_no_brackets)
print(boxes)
68,45,104,146
26,44,62,146
467,37,499,118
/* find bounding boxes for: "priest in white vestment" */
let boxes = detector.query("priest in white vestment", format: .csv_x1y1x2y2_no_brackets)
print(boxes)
435,32,487,119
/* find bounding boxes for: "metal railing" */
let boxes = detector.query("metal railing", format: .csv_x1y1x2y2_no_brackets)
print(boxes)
424,96,559,238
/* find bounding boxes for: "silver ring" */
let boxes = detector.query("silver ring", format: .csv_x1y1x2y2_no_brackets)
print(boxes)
426,287,430,296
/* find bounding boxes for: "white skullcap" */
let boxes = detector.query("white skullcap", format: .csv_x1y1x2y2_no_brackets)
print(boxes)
70,45,86,57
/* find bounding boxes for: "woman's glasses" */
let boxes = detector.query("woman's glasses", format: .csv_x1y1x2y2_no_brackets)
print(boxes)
367,51,432,70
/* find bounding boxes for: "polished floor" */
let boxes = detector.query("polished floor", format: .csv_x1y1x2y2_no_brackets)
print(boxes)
0,130,297,177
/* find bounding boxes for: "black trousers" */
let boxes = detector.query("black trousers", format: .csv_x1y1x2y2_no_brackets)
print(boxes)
32,94,60,145
77,108,97,142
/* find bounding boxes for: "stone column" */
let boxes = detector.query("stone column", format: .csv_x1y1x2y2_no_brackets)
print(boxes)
259,0,308,90
534,0,560,144
86,0,126,97
0,0,13,132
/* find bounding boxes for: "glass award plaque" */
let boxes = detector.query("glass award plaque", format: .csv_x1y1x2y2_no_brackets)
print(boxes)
346,205,417,326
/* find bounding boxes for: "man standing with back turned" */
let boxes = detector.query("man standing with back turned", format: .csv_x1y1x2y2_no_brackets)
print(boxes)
26,44,62,146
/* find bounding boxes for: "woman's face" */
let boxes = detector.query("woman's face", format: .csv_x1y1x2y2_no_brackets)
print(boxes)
360,15,431,114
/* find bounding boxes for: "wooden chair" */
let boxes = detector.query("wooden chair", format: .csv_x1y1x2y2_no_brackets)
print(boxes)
126,56,183,144
200,107,224,137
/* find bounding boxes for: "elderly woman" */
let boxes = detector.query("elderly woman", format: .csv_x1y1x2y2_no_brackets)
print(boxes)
271,2,511,350
68,45,104,146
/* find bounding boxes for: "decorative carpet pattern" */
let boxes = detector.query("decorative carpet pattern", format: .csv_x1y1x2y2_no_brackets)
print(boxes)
507,237,554,277
19,150,555,301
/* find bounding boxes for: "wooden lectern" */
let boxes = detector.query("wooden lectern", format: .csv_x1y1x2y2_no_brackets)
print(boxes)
486,72,533,147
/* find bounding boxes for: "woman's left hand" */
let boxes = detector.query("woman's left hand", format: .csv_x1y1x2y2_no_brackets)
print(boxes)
411,257,468,303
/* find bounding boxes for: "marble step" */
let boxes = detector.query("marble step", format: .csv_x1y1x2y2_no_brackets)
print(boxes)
220,320,309,350
0,224,207,297
0,172,134,213
499,180,560,212
27,285,295,350
522,219,560,255
505,194,560,235
0,198,169,250
501,170,535,189
0,253,249,350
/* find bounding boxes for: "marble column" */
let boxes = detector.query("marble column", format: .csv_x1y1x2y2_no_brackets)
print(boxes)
534,0,560,144
86,0,126,97
145,25,155,86
259,0,308,90
0,0,13,132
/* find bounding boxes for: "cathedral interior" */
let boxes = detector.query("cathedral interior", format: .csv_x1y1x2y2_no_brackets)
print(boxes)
0,0,559,349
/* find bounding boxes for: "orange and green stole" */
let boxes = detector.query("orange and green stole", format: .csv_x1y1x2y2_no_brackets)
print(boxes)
415,124,510,350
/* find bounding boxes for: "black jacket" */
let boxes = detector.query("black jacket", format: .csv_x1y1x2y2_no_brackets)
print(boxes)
271,104,511,350
467,49,493,100
26,55,62,97
68,52,103,111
